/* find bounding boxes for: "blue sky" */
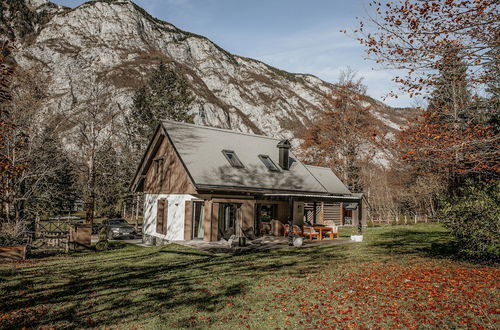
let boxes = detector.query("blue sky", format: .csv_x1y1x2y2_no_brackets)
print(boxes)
53,0,413,107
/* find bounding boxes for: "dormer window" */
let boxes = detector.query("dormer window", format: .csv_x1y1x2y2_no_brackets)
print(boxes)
222,150,244,168
259,154,280,172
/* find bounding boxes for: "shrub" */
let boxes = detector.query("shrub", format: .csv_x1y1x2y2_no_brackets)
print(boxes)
440,180,500,261
0,233,26,247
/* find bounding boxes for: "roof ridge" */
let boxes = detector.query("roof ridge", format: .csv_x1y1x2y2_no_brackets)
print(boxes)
162,120,284,142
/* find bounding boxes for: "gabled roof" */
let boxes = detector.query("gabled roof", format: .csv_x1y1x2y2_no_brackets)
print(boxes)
132,121,351,195
304,165,351,195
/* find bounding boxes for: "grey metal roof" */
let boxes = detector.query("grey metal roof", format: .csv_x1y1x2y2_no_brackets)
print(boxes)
304,165,351,195
162,121,338,194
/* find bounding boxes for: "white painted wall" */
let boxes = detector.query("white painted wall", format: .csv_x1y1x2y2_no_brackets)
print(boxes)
143,194,197,241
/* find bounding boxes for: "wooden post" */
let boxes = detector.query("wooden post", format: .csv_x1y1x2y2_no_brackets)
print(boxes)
35,214,40,239
414,214,417,224
288,197,294,246
320,202,324,224
357,199,363,235
404,215,407,225
135,195,140,231
313,202,317,225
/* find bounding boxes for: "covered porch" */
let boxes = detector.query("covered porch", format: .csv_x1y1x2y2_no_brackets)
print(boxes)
189,193,364,243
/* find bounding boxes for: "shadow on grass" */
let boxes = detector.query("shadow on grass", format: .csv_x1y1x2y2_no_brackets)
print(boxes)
369,226,460,259
0,242,350,329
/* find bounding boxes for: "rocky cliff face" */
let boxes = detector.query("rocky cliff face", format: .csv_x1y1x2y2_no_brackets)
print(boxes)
4,0,411,140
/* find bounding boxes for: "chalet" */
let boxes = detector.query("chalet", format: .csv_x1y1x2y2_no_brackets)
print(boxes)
130,121,365,245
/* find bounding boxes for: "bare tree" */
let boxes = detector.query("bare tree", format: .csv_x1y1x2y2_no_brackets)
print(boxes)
65,76,119,227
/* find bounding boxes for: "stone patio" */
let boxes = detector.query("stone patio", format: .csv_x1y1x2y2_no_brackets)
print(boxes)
175,236,353,253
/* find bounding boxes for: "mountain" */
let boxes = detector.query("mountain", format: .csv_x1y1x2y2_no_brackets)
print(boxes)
2,0,413,140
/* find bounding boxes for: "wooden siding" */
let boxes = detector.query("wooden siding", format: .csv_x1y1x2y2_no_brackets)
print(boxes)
144,135,197,195
305,202,343,226
241,200,256,230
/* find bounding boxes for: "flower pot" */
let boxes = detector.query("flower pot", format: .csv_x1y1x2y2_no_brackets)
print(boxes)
350,235,363,242
0,245,26,260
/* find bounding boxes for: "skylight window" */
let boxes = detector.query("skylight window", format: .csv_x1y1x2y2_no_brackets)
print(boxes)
259,155,280,172
222,150,244,168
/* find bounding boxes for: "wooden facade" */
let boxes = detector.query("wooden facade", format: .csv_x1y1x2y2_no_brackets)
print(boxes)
143,134,196,195
305,202,345,226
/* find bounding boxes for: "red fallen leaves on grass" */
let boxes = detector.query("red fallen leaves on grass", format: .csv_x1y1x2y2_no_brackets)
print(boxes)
260,259,499,328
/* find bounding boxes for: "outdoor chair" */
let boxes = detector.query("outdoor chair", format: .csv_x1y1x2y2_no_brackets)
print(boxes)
302,226,320,240
259,222,271,235
325,225,339,239
283,224,302,237
270,219,284,236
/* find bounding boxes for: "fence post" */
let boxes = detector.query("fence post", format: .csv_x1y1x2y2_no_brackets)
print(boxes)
35,215,40,238
404,215,407,225
414,214,417,224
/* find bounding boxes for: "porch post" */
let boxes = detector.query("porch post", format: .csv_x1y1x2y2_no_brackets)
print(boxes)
288,196,294,246
313,201,317,225
357,198,363,235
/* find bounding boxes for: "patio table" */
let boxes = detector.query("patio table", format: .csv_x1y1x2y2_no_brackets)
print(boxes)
313,226,333,240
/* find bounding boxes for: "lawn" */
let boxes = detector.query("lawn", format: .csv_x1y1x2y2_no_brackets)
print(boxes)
0,224,498,329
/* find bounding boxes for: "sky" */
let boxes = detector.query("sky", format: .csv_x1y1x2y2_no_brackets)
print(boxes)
53,0,414,108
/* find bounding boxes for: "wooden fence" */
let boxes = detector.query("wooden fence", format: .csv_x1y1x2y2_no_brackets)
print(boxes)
368,214,439,226
33,218,90,252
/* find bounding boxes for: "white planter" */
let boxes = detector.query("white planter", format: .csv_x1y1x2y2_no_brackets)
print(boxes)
350,235,363,242
293,236,303,247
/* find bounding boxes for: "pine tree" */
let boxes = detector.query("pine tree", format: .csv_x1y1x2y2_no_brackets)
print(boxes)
25,129,77,218
128,62,194,150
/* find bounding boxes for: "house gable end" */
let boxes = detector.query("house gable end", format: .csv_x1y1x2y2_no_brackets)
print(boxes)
131,124,197,195
144,128,197,194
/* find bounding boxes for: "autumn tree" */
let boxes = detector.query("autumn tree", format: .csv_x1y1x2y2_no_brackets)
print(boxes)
127,62,195,151
300,71,378,193
356,0,499,258
353,0,499,98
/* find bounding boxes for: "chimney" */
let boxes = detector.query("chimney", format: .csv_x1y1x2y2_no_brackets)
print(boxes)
277,139,291,170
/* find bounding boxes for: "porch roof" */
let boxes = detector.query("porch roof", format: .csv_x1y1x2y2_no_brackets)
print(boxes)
259,193,362,203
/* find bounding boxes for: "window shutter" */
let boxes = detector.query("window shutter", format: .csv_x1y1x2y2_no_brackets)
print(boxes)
163,199,168,235
156,199,168,234
184,200,193,240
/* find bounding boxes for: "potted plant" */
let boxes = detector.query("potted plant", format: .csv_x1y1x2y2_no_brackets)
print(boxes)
0,233,28,260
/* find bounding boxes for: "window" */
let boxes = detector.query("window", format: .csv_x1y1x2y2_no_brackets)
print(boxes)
222,150,244,168
258,154,280,172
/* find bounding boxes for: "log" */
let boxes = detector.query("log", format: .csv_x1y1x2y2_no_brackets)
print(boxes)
0,245,26,261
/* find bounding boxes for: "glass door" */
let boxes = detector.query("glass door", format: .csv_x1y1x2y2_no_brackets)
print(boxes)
218,203,239,240
192,201,204,239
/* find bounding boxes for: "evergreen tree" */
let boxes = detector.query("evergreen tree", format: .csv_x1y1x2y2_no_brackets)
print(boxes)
128,62,194,150
25,129,77,218
428,48,470,121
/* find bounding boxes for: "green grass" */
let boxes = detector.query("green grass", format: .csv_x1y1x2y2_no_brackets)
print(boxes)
1,224,498,329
